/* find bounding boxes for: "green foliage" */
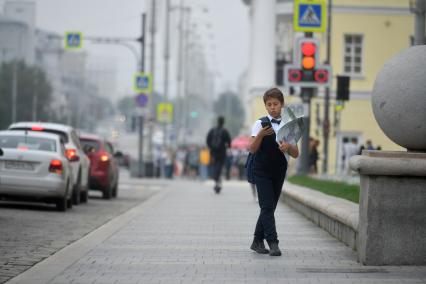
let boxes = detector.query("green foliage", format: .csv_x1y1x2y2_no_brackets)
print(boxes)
287,175,360,203
213,91,245,138
0,61,52,130
117,96,136,116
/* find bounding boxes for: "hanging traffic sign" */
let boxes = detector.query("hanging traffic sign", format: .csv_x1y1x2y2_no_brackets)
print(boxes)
135,93,148,107
134,73,152,93
64,32,83,49
157,103,173,123
294,0,326,33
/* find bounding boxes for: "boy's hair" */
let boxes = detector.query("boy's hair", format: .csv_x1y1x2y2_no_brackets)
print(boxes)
263,87,284,104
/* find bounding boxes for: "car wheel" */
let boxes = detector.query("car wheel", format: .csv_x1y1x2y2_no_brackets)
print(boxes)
102,184,112,200
67,198,73,209
56,195,67,212
80,187,88,203
112,182,118,198
80,190,88,203
66,181,73,209
72,171,82,205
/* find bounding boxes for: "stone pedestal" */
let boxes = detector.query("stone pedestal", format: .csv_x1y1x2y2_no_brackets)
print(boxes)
350,151,426,265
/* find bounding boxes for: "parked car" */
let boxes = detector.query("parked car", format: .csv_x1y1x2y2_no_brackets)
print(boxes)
114,150,130,168
8,122,90,205
79,134,119,199
0,130,73,211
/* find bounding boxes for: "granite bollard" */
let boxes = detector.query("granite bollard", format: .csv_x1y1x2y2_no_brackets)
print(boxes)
350,46,426,265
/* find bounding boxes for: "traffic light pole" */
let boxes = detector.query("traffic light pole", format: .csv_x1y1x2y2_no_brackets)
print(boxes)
299,88,313,175
298,32,314,175
322,0,332,174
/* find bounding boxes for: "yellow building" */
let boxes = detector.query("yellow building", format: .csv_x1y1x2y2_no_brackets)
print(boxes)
244,0,414,174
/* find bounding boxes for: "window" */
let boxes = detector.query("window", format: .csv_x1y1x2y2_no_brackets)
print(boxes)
80,139,100,152
343,34,363,76
105,143,114,155
0,135,56,152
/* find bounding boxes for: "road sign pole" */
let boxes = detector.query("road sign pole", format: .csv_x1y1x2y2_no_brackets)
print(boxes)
138,115,144,177
298,87,313,175
144,0,157,178
137,13,146,177
322,0,332,174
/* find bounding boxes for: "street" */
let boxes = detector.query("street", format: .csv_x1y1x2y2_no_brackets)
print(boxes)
4,177,426,284
0,169,160,284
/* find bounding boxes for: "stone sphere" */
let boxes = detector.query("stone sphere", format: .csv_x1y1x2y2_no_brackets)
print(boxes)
372,46,426,151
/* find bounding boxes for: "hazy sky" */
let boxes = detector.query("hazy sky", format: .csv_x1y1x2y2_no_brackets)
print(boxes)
1,0,249,101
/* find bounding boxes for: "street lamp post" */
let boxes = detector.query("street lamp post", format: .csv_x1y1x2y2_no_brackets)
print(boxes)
163,0,171,148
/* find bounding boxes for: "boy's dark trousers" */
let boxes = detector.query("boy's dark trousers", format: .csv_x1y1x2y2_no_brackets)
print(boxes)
254,174,285,244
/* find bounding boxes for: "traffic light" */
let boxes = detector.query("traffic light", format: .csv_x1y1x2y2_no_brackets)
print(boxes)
284,37,332,88
336,75,350,100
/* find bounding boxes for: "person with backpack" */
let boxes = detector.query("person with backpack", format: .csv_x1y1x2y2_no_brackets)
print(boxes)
206,116,231,194
248,87,299,256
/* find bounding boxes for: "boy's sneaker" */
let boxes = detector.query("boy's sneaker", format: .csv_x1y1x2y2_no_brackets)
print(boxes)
250,239,269,254
268,242,282,256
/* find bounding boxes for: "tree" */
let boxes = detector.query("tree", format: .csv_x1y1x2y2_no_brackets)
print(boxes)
213,91,245,138
117,96,137,116
0,61,52,129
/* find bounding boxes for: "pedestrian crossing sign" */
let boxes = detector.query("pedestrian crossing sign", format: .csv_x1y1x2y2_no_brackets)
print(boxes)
157,103,173,123
134,72,152,93
65,32,83,49
294,0,326,33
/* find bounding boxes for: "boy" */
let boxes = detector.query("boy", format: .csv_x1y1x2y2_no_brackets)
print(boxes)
248,87,299,256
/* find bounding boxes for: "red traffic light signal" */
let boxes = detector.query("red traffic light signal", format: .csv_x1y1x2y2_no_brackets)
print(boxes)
288,69,302,82
284,37,332,88
314,69,329,83
301,42,316,56
301,41,317,70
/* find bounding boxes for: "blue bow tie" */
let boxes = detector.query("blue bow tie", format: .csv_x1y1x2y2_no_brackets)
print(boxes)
271,119,281,124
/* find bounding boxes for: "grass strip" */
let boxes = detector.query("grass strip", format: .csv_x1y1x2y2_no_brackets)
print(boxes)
287,175,360,204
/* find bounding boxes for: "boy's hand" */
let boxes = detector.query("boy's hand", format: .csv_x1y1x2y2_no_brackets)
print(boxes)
259,126,274,138
278,141,291,153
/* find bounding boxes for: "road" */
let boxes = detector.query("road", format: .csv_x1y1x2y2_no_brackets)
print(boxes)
0,169,161,284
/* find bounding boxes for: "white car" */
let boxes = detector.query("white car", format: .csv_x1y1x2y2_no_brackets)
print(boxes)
8,122,90,205
0,131,73,211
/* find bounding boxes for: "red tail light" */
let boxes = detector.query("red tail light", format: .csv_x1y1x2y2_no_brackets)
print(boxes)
65,148,79,162
17,146,29,151
100,154,109,162
49,159,63,174
31,126,44,131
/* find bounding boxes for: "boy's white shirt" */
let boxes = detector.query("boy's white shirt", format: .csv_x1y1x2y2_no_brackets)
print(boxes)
251,114,289,162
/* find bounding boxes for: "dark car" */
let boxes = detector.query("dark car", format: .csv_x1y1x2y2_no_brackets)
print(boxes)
79,134,119,199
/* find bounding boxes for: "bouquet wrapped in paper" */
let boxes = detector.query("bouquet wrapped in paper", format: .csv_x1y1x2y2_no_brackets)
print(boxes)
276,106,305,145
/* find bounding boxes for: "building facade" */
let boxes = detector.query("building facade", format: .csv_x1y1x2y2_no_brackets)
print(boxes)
0,0,105,129
243,0,413,174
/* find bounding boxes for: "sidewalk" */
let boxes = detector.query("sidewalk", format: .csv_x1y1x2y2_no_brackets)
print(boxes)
8,179,426,284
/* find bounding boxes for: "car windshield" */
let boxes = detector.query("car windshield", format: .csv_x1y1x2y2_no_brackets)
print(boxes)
80,139,100,152
0,135,57,152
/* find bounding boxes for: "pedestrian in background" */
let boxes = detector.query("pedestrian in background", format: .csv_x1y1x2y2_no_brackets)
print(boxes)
344,137,359,174
225,148,233,180
199,146,210,181
309,138,319,174
206,116,231,194
248,87,299,256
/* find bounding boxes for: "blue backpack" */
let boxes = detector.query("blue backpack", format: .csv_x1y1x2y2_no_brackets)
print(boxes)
245,116,269,184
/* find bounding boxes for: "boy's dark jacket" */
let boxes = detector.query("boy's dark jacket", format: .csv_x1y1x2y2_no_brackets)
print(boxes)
246,116,287,184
